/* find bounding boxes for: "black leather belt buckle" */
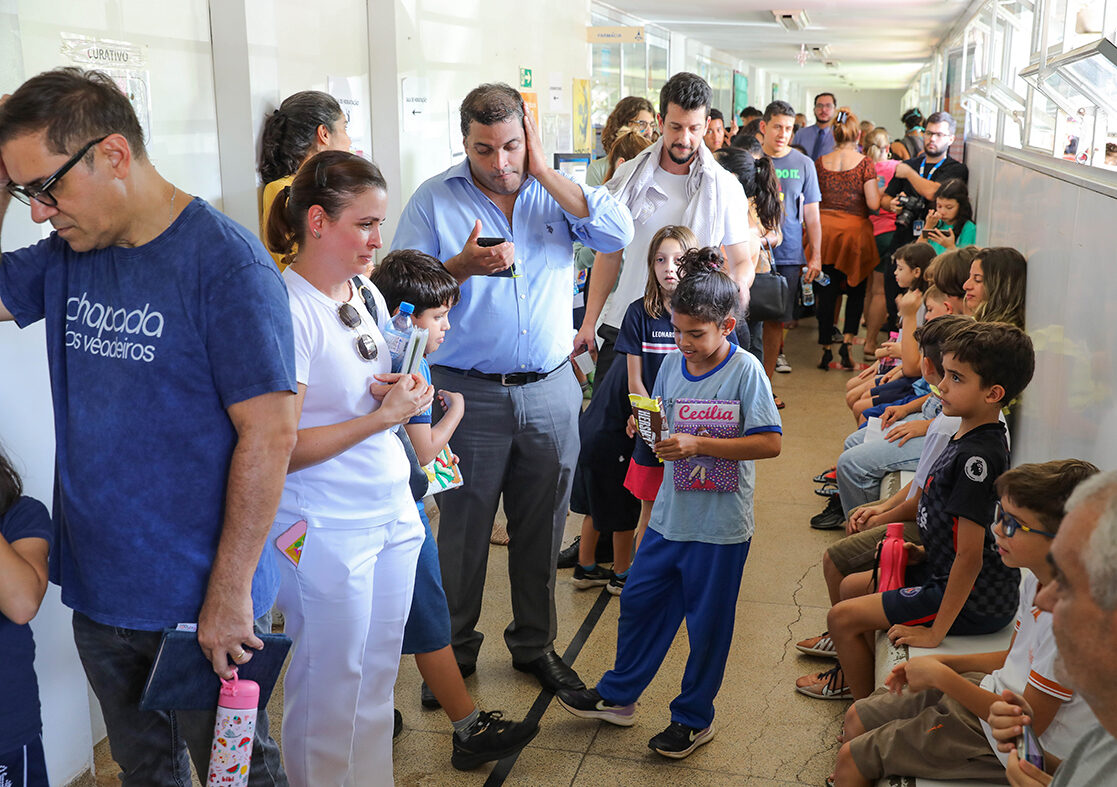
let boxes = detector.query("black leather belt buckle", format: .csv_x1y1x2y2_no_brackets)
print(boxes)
500,372,532,386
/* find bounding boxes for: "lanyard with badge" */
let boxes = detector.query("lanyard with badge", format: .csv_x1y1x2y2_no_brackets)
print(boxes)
911,156,945,235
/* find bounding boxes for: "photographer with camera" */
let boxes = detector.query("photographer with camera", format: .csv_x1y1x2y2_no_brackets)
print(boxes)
880,111,967,329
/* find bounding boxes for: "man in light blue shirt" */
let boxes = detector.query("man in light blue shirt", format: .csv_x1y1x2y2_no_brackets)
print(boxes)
392,82,632,695
793,92,837,160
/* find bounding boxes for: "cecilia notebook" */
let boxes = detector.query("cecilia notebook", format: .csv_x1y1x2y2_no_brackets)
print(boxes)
139,628,292,711
671,399,741,492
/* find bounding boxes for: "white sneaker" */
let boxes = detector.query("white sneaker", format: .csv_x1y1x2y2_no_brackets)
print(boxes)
775,353,792,373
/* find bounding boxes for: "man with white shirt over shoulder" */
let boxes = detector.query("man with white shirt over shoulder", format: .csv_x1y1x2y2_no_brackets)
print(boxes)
574,71,754,385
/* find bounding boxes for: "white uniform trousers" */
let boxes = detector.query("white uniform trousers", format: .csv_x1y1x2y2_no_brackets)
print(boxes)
274,504,423,787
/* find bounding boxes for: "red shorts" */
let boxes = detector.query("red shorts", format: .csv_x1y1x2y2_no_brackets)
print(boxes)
624,457,664,501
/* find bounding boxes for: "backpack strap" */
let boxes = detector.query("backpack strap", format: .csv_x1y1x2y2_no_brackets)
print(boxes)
352,276,379,324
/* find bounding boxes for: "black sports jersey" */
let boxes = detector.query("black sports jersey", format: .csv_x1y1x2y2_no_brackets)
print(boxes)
916,421,1019,621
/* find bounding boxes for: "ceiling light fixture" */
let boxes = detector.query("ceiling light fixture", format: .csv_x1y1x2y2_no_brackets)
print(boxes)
772,10,810,32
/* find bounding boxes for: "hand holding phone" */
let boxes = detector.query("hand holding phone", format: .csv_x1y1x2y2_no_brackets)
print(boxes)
1016,724,1045,771
478,236,520,277
456,221,515,278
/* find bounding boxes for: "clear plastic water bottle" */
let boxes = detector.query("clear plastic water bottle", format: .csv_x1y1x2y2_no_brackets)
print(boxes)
816,271,831,287
383,301,415,372
800,269,814,307
206,676,258,786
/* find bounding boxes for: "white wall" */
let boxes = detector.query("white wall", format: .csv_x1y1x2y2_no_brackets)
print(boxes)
391,0,593,213
836,88,907,134
966,140,1117,469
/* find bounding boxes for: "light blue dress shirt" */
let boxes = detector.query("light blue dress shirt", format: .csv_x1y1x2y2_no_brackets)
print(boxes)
793,123,835,160
391,158,634,374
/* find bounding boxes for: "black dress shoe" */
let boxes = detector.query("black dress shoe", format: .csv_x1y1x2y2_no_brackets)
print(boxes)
512,651,585,693
393,708,403,739
420,681,441,709
557,537,580,569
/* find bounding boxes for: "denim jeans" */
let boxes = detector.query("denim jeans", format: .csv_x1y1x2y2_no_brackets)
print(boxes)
836,415,925,516
73,611,287,787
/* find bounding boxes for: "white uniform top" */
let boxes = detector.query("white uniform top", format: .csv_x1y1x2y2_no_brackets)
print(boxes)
980,572,1100,762
280,269,409,526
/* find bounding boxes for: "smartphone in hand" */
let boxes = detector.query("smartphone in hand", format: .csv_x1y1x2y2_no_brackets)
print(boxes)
1017,724,1045,771
479,237,520,277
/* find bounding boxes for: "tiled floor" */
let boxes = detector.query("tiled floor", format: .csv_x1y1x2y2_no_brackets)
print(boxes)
92,319,859,786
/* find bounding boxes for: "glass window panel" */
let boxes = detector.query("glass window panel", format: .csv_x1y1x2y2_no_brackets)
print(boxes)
1046,0,1068,51
621,41,647,103
648,41,668,104
1063,49,1117,114
591,43,621,128
1027,88,1059,151
1041,69,1096,112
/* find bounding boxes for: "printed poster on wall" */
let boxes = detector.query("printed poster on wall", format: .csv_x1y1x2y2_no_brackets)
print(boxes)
519,91,539,128
572,78,593,154
61,33,151,142
328,75,372,161
733,71,749,116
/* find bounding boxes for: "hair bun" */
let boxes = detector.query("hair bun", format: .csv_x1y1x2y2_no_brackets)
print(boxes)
677,246,725,278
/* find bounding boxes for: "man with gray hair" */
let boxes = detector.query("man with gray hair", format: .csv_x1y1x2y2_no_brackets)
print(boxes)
987,469,1117,785
392,82,633,695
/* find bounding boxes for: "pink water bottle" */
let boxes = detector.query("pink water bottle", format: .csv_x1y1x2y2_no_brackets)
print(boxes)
876,522,908,592
206,675,258,786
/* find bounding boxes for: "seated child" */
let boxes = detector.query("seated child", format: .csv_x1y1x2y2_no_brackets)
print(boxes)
810,313,970,531
555,248,781,759
797,321,1035,700
921,178,976,254
830,459,1101,786
847,242,936,423
0,449,52,787
370,250,537,769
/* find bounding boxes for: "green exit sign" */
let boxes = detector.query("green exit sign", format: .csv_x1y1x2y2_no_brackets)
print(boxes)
519,67,532,89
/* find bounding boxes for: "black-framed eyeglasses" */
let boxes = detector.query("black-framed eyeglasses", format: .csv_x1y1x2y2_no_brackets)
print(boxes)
337,302,378,361
993,502,1056,539
5,135,109,208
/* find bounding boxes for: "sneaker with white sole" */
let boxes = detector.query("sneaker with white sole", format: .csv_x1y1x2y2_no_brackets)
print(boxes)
556,687,636,726
648,721,715,759
795,665,852,699
775,353,792,373
606,573,626,595
572,563,613,589
795,631,837,658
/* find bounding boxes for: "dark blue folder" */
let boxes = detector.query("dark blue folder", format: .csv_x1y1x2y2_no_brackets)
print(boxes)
139,629,291,711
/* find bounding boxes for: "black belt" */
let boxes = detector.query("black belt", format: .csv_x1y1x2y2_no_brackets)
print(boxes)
436,360,568,387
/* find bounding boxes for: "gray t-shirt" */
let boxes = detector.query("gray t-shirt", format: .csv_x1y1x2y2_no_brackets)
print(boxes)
766,148,821,267
649,345,782,544
1051,723,1117,786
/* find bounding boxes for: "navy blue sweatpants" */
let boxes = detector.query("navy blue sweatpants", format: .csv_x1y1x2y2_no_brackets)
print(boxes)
596,527,750,729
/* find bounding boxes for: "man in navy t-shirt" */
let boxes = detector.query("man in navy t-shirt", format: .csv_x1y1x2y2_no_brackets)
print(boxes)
760,100,822,383
0,69,295,782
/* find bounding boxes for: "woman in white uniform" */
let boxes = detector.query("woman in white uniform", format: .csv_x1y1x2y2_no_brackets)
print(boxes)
264,150,433,785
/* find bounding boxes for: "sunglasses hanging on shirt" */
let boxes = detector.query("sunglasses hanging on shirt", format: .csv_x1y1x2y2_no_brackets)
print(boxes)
337,302,378,361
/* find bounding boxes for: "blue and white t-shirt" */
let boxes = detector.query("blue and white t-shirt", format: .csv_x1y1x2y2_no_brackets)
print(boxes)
649,345,781,544
0,497,52,752
0,198,297,630
766,148,821,267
